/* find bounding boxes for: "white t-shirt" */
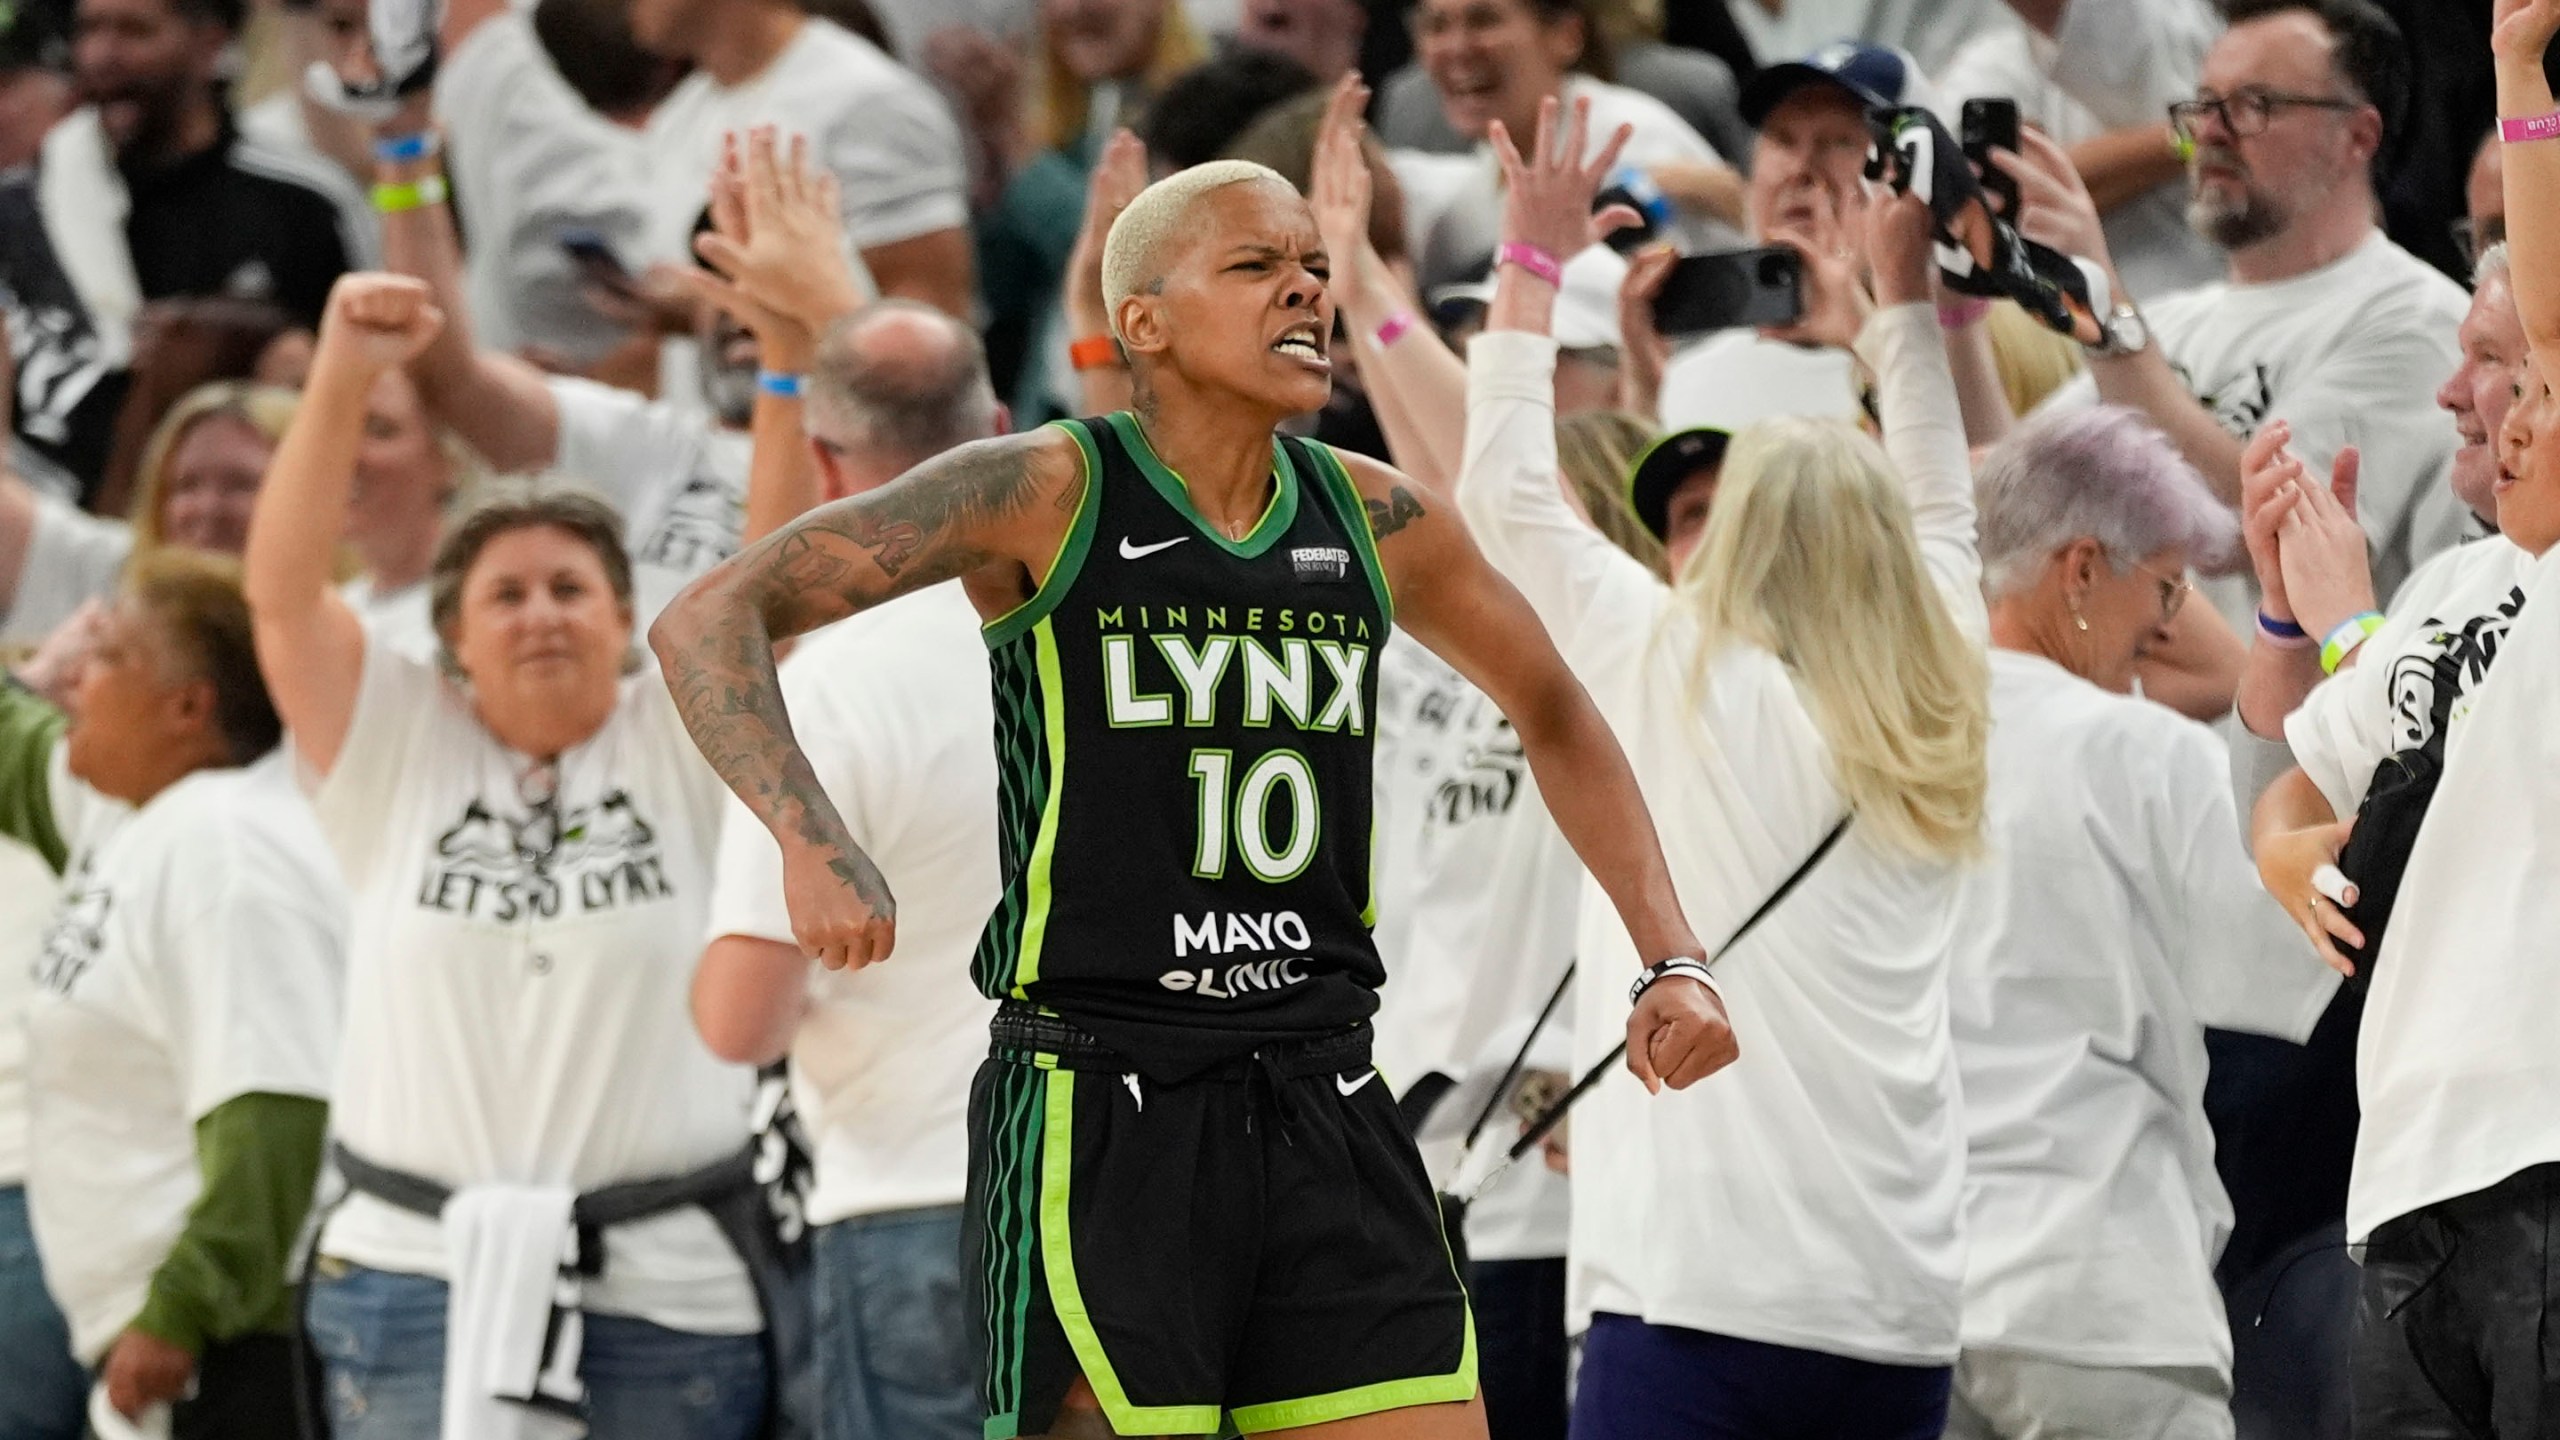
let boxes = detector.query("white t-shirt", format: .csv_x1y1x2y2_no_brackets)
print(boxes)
435,7,654,362
1365,633,1459,991
25,755,345,1362
1725,0,2013,76
311,640,760,1334
0,728,126,1188
704,586,998,1226
2284,537,2534,822
1397,75,1734,294
641,19,967,269
1950,651,2336,1373
2042,232,2469,616
1936,20,2223,299
1457,309,1986,1364
547,377,752,632
2347,546,2560,1240
1,492,130,646
2046,0,2224,132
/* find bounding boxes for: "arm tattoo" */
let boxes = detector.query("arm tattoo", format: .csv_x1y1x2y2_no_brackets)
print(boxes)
655,434,1072,875
1366,485,1427,539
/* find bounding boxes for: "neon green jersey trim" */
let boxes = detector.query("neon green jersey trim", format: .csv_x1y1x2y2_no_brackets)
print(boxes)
1038,1072,1227,1436
1227,1309,1478,1433
985,421,1105,650
1105,411,1300,559
1009,621,1071,997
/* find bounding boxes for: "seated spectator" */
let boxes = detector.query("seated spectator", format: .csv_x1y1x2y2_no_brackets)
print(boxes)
1391,0,1741,291
0,381,296,646
246,276,809,1439
696,302,1006,1440
0,0,372,503
1948,404,2334,1439
2006,0,2469,618
1,550,342,1436
637,0,973,318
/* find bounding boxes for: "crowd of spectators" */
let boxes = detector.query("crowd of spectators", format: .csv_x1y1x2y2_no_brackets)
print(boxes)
0,0,2555,1437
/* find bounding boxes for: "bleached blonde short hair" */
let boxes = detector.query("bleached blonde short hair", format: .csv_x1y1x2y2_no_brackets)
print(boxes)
1101,160,1296,341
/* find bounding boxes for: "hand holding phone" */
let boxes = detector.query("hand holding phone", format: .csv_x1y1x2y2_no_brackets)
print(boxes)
1962,98,2023,219
1650,247,1806,336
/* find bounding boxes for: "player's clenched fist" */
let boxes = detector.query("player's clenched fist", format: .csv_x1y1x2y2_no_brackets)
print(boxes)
783,840,899,971
315,273,446,379
1627,975,1740,1092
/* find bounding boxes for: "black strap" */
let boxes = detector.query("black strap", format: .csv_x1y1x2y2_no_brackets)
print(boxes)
1461,962,1576,1149
1505,814,1854,1165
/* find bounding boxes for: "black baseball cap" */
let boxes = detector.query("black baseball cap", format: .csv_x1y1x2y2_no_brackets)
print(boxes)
1626,428,1731,542
1740,41,1920,128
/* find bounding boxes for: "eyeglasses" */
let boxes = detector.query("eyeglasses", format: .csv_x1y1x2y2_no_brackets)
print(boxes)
2133,561,2192,622
2452,215,2506,271
2167,87,2361,144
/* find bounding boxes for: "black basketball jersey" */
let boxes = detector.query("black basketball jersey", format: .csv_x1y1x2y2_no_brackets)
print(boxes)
971,412,1393,1077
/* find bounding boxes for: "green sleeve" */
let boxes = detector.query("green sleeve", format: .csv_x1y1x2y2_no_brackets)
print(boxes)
0,679,68,871
129,1093,330,1352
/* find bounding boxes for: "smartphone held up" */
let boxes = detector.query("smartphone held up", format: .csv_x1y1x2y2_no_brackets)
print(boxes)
1649,247,1807,336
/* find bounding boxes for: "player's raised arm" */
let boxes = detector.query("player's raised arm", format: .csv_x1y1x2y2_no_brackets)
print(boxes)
647,425,1084,969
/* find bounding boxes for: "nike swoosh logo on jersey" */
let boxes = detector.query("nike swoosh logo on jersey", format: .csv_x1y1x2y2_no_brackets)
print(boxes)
1119,536,1191,559
1336,1070,1376,1097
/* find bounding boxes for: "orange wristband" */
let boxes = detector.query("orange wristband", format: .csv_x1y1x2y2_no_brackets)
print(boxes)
1069,334,1123,371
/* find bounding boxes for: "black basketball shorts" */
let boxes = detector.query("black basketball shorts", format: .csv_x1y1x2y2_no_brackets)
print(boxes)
963,1009,1476,1438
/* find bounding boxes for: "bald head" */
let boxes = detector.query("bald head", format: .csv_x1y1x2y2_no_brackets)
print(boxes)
1102,160,1301,340
807,300,1000,471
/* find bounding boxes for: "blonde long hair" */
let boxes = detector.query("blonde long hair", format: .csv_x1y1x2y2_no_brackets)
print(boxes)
1033,0,1206,155
1672,417,1989,862
130,381,301,555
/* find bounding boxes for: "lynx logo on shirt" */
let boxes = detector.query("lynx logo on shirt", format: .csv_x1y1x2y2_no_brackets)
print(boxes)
1427,720,1525,828
2387,589,2527,751
414,788,673,922
33,859,110,994
2180,361,2276,440
633,472,743,574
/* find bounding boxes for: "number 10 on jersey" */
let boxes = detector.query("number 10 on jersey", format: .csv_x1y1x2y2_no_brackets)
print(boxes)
1188,749,1321,883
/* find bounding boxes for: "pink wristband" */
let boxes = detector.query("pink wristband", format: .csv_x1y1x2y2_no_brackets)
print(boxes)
1938,297,1992,329
2502,109,2560,144
1375,311,1419,347
1496,242,1563,287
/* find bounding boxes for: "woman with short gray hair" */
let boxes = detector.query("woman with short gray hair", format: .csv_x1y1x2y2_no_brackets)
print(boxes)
1944,405,2338,1439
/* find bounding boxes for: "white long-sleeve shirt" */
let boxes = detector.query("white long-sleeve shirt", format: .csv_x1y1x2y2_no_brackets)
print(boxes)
1454,305,1983,1365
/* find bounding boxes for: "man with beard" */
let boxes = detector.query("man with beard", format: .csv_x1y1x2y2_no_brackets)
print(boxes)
2017,0,2469,613
0,0,370,503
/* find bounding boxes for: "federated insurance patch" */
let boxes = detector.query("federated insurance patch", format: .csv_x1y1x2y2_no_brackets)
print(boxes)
1291,545,1352,583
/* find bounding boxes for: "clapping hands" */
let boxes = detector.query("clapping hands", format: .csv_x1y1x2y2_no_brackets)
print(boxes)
2242,420,2376,640
687,128,865,368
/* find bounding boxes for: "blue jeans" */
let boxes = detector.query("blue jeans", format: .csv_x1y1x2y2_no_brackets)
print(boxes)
0,1185,85,1440
1571,1313,1952,1440
306,1264,768,1440
810,1206,978,1440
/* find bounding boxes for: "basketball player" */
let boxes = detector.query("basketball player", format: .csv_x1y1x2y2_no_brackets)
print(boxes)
650,102,1730,1440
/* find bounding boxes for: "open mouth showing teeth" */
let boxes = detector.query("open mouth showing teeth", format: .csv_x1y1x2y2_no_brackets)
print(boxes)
1272,327,1327,362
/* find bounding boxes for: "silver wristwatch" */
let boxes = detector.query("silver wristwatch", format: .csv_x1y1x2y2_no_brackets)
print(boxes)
2087,301,2152,359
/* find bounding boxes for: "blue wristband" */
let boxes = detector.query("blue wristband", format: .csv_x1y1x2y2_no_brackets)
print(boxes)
757,370,806,399
373,131,440,164
2256,610,2307,639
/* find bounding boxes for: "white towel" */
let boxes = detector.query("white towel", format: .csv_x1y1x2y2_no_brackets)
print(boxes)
34,109,139,370
441,1184,588,1440
86,1384,169,1440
